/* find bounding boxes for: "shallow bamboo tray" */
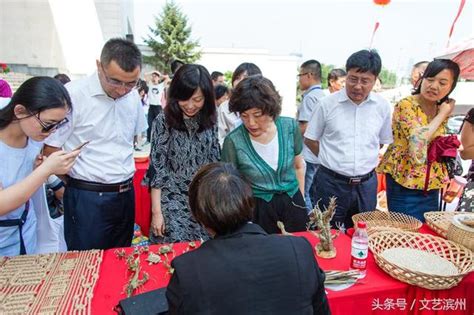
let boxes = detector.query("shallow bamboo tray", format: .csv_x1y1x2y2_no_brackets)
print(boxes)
352,211,422,233
369,230,473,290
447,213,474,251
424,211,458,238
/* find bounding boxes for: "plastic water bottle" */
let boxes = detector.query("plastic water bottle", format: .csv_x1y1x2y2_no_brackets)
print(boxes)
350,221,369,278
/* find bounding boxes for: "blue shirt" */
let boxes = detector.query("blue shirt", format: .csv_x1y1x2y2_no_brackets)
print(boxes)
0,138,41,256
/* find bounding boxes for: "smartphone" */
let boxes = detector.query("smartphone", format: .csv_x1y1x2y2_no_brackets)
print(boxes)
73,141,90,151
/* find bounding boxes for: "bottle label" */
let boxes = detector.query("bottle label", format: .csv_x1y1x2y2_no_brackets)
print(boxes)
351,242,368,270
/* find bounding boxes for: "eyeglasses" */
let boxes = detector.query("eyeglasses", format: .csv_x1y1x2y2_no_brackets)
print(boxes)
297,72,311,77
346,76,374,87
29,110,69,133
100,64,138,89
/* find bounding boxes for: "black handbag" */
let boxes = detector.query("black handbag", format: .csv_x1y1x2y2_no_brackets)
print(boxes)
115,287,168,315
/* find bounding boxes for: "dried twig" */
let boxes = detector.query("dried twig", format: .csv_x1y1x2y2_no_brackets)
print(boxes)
146,252,161,265
124,257,149,297
277,221,293,235
308,197,339,257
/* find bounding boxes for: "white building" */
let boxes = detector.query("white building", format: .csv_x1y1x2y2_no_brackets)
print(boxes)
0,0,134,77
199,48,300,118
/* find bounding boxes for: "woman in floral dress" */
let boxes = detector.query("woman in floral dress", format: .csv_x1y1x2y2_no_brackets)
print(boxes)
145,64,220,243
377,59,460,221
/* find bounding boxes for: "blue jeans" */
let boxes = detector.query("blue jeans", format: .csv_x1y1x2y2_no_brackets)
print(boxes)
304,162,320,212
386,174,439,222
314,167,377,229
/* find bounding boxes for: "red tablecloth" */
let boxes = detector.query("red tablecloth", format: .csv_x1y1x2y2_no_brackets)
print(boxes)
133,162,389,237
90,225,473,314
133,160,151,237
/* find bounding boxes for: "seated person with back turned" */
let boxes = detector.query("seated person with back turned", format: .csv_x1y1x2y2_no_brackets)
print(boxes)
166,162,330,315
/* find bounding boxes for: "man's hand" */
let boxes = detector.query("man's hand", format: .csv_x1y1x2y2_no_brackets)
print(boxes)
304,138,320,156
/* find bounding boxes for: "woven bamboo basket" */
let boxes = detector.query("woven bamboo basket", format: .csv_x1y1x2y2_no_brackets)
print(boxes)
447,213,474,251
424,211,458,238
369,230,473,290
352,211,421,233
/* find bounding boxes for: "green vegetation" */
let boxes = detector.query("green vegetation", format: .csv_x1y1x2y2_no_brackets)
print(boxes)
144,1,201,73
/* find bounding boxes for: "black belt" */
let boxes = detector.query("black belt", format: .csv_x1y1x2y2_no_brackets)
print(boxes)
320,166,375,185
0,200,29,255
68,177,133,193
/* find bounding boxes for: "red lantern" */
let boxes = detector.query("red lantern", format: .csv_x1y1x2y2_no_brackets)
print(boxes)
373,0,391,5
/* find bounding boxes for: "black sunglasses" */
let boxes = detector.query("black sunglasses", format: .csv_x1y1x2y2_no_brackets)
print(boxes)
28,110,69,132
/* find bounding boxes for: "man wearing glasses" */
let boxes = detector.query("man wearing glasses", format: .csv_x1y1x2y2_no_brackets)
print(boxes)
304,50,393,229
44,38,147,251
296,59,326,212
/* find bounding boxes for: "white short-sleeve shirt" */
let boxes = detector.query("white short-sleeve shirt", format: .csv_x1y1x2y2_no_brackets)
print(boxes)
45,73,147,183
304,88,393,177
217,100,241,147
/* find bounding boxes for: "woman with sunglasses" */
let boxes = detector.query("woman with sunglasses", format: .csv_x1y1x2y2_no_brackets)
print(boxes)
0,77,80,256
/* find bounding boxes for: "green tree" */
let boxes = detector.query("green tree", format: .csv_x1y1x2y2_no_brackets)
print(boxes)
224,70,233,87
144,1,201,73
320,63,335,89
379,68,398,88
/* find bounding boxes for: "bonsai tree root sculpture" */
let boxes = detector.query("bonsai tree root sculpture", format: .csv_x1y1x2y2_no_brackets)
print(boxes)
307,196,341,259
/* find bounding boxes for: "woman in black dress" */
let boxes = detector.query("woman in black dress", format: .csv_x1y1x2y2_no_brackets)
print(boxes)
145,64,220,243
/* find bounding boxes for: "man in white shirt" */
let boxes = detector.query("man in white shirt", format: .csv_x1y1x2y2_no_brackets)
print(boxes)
44,38,147,250
304,49,393,228
211,71,225,86
296,59,326,211
146,71,167,142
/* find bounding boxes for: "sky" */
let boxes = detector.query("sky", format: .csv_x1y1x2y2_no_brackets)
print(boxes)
134,0,473,77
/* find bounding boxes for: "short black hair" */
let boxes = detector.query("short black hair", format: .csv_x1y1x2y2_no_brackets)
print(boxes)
189,162,254,236
211,71,224,81
231,63,262,85
327,68,347,87
214,84,229,100
413,59,460,103
0,77,71,130
346,49,382,77
165,64,216,132
53,73,71,85
300,59,322,81
100,38,142,72
229,75,281,120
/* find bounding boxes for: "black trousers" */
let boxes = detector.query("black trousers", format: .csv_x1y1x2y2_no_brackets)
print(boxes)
147,105,162,141
315,166,377,229
254,191,309,234
63,186,135,250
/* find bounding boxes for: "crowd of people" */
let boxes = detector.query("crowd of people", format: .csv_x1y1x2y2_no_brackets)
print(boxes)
0,35,472,313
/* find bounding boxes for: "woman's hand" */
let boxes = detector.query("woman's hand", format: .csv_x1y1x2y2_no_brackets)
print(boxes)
39,150,80,175
34,154,44,169
150,210,165,237
439,98,455,118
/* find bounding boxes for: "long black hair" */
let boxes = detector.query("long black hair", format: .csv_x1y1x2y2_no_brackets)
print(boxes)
164,64,216,132
412,59,460,104
0,76,71,130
